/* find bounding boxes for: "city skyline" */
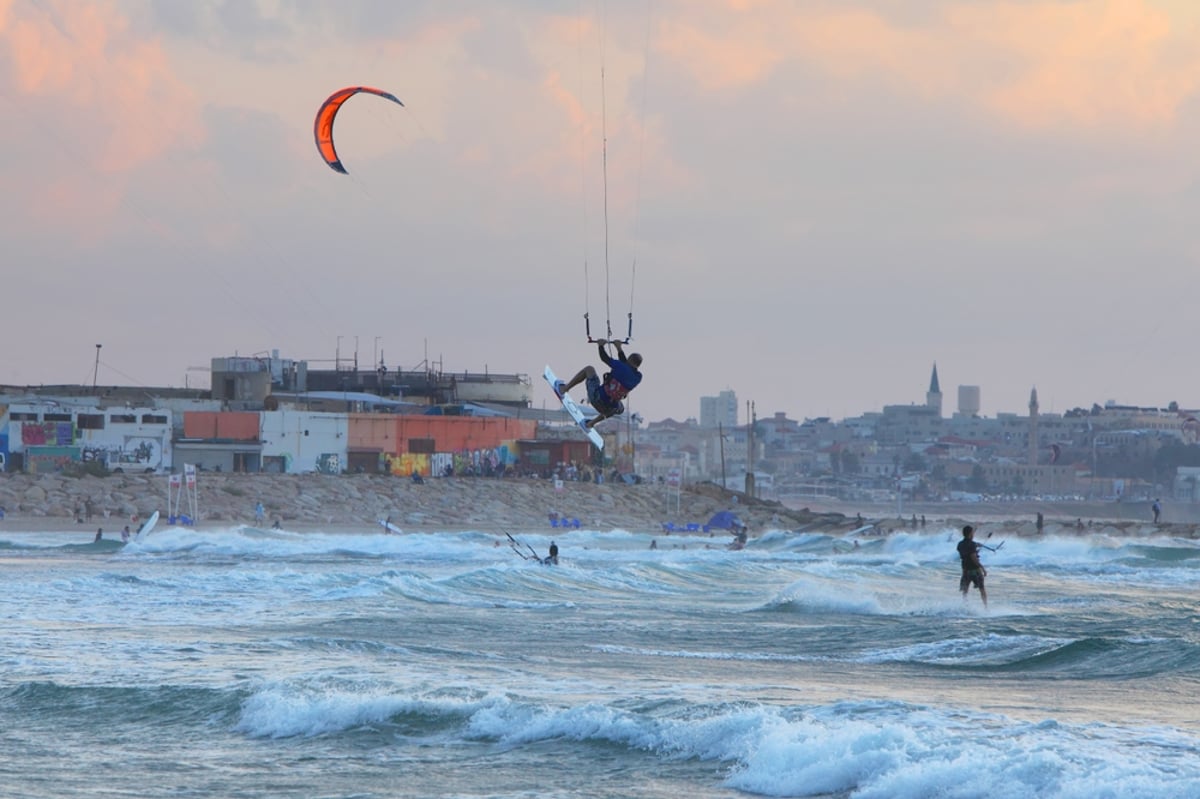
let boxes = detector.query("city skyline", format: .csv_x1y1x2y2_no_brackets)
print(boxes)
4,2,1200,424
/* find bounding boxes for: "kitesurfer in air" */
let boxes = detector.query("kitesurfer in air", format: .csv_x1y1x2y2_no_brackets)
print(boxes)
957,525,988,607
555,339,643,429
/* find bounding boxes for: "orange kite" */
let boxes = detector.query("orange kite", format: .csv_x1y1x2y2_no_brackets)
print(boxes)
313,86,404,174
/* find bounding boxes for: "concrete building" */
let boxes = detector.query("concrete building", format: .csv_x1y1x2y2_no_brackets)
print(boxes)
0,400,172,474
957,385,981,417
700,390,737,429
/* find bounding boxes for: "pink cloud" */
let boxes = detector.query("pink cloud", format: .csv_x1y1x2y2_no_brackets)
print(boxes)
657,0,1200,132
0,0,204,236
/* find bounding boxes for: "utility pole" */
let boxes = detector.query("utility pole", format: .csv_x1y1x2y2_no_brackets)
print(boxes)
745,401,756,498
719,422,727,489
93,344,101,388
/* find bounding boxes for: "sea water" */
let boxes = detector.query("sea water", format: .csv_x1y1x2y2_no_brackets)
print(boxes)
2,524,1198,798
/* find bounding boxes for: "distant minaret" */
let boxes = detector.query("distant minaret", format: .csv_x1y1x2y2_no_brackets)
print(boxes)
926,363,943,417
1028,386,1039,465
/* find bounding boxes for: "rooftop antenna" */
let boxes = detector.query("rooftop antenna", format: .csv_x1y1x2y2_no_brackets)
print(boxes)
93,344,101,388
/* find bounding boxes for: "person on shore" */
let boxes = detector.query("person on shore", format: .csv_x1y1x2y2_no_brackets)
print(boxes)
94,528,103,543
121,525,131,543
255,501,265,524
957,525,987,607
553,339,643,430
1152,499,1161,524
1036,512,1044,534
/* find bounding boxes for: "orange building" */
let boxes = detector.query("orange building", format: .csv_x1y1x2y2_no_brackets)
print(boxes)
182,412,260,441
347,414,537,475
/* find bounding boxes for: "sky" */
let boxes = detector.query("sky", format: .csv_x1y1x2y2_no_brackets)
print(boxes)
3,0,1200,425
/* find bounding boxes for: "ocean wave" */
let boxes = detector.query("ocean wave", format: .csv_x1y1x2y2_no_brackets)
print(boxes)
859,633,1200,678
2,681,243,730
235,681,1200,799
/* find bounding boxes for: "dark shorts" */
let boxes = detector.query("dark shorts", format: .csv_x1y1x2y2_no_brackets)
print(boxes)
960,569,984,591
586,374,623,416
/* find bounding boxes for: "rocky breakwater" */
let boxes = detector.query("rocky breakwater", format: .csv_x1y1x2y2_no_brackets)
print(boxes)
0,472,841,532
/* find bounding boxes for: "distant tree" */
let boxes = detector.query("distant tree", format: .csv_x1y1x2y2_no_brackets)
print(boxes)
1153,441,1200,485
1169,401,1180,413
903,452,928,474
966,464,988,492
840,452,860,475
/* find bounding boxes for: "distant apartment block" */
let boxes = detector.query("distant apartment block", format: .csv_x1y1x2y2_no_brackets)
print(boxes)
700,390,737,429
957,385,981,417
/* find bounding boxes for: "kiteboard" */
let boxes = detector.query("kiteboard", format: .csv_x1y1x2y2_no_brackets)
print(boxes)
379,519,403,535
543,365,604,450
133,510,159,543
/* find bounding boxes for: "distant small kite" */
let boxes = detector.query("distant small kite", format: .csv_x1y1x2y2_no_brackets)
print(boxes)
313,86,404,174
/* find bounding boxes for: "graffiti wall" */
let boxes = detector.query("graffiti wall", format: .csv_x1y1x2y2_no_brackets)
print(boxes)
384,452,429,477
394,445,516,478
5,404,172,473
26,446,82,475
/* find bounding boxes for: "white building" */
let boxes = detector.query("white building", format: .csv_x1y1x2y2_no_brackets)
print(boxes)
260,410,349,474
1,401,172,473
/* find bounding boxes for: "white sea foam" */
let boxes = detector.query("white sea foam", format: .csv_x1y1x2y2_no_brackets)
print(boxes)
239,681,1200,799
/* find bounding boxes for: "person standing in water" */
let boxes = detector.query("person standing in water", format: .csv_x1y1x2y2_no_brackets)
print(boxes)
957,525,988,607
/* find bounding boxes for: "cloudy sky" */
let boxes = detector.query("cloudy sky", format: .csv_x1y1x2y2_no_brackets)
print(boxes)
3,0,1200,424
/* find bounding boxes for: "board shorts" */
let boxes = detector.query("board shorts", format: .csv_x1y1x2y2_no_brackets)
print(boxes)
586,374,623,416
960,568,985,591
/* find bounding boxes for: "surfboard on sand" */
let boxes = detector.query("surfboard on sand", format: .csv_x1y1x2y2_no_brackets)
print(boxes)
544,365,604,450
133,510,159,543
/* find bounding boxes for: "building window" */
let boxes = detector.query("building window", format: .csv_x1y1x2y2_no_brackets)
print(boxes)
78,414,105,430
408,438,435,454
45,413,72,422
109,414,137,424
11,412,37,421
141,414,168,424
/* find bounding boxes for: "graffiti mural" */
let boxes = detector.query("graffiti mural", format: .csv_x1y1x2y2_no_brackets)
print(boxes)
316,453,341,475
77,438,162,471
430,452,454,478
384,452,429,477
21,422,74,447
27,446,81,475
82,440,157,466
437,446,514,477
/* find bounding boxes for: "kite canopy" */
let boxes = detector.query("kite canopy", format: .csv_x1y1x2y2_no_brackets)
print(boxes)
313,86,404,174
